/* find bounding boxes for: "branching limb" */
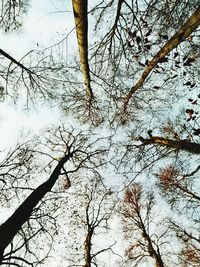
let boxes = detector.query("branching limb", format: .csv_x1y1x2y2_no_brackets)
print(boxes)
139,136,200,154
124,6,200,110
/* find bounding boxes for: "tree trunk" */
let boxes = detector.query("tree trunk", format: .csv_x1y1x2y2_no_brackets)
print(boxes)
72,0,93,99
140,219,165,267
145,234,165,267
0,154,71,263
83,227,93,267
124,6,200,109
139,136,200,154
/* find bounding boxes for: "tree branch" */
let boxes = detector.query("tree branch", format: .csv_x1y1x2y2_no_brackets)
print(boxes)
0,48,33,74
124,6,200,110
139,136,200,154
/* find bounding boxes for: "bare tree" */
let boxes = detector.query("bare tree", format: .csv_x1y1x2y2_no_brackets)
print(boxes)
0,1,200,266
121,183,171,267
60,175,118,267
0,126,106,266
82,180,117,267
124,6,200,111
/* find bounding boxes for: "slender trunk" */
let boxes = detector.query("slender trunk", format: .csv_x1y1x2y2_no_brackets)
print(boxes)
155,251,165,267
0,154,71,262
72,0,93,99
144,232,165,267
124,7,200,109
139,136,200,154
83,227,93,267
139,215,165,267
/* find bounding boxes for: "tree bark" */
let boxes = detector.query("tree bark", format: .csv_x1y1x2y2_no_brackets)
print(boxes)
140,220,165,267
72,0,93,99
124,6,200,109
0,153,72,263
83,227,93,267
139,136,200,154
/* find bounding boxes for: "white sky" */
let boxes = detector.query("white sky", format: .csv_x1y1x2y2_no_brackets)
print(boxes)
0,2,125,266
0,0,77,149
0,0,74,54
0,1,188,266
0,1,80,265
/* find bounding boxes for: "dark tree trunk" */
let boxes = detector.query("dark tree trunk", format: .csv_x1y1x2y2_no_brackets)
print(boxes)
139,136,200,154
0,154,71,263
83,227,93,267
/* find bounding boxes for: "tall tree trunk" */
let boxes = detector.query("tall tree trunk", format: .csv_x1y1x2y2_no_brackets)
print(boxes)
72,0,93,99
124,7,200,109
0,154,71,263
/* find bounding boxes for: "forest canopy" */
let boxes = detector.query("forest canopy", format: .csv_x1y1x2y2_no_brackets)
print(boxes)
0,0,200,266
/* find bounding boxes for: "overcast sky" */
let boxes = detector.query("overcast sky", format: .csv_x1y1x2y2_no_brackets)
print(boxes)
0,1,78,265
0,0,77,149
